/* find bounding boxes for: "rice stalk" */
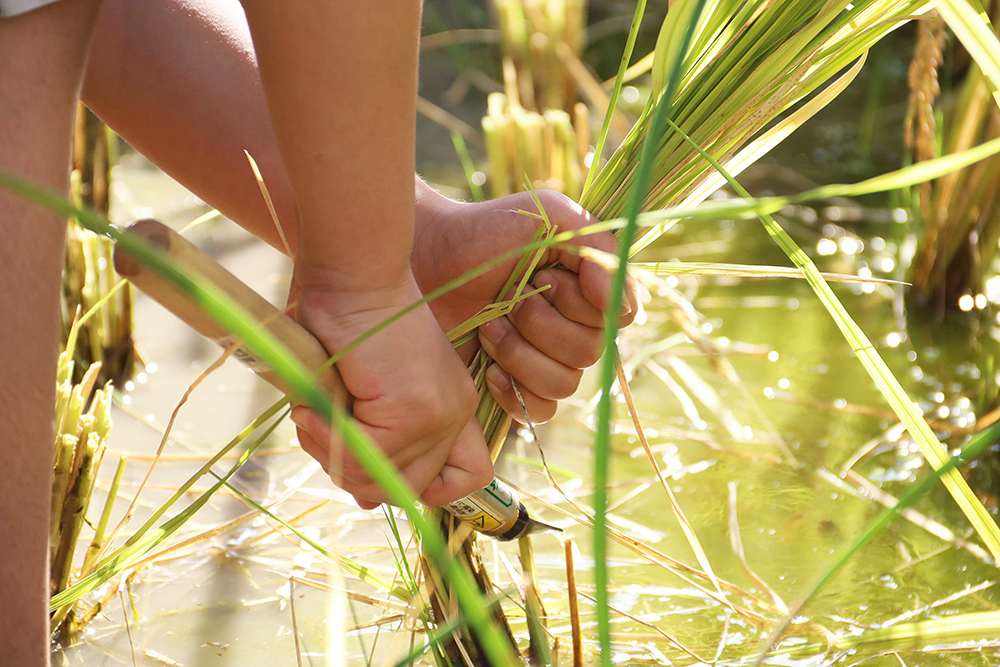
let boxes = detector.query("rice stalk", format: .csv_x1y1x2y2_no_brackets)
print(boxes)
493,0,586,114
579,0,934,251
49,313,116,635
484,0,589,199
563,538,584,667
63,103,134,386
518,535,551,665
909,6,1000,308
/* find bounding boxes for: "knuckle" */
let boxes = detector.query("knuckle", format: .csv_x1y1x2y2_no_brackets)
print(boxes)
511,296,545,336
552,369,583,399
470,461,495,490
456,380,479,418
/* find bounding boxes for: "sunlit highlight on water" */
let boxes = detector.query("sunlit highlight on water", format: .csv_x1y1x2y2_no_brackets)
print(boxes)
816,238,837,256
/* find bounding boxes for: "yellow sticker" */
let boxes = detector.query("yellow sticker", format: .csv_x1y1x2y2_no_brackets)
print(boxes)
465,512,503,532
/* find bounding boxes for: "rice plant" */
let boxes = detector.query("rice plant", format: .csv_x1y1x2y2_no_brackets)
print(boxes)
49,313,125,637
907,8,1000,311
62,103,134,387
483,0,590,199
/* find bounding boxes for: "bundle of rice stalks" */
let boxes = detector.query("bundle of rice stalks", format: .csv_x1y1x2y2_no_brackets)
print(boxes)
485,0,591,199
62,103,134,386
493,0,587,113
50,317,127,636
484,91,588,198
908,8,1000,309
440,0,946,661
580,0,933,252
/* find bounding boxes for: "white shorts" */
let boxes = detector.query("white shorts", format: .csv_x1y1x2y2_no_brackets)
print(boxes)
0,0,62,18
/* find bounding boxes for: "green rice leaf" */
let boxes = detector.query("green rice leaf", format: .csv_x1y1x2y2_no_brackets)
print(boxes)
591,0,712,663
937,0,1000,108
582,0,648,195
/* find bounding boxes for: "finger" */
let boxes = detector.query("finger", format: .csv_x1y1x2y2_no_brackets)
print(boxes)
502,190,638,323
294,406,430,495
532,268,604,327
354,496,381,510
418,418,494,507
292,407,372,487
479,315,583,400
511,278,603,369
348,416,492,507
484,364,558,424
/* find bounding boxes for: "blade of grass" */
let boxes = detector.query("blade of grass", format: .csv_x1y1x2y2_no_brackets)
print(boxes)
592,0,711,662
664,118,1000,563
451,132,485,202
581,0,648,195
220,477,411,600
0,175,518,666
757,418,1000,662
937,0,1000,108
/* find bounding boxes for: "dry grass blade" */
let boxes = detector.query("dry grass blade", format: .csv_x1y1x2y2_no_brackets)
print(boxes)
727,482,788,614
244,150,292,257
842,470,993,563
120,591,138,667
575,590,709,662
508,482,779,622
290,578,305,667
614,355,733,611
563,538,584,667
417,96,482,145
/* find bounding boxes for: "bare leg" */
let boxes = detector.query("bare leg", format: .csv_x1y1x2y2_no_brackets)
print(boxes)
0,0,103,664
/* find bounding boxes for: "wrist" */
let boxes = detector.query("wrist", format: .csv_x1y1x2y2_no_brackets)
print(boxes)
292,263,422,317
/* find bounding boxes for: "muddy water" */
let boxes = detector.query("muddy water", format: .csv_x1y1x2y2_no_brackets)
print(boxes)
54,151,1000,666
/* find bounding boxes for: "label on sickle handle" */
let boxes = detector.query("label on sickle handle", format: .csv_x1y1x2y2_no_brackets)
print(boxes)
445,478,530,540
216,335,273,374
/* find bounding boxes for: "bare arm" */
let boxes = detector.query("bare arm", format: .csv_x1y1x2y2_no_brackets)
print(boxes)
82,0,296,251
81,0,634,502
0,0,104,664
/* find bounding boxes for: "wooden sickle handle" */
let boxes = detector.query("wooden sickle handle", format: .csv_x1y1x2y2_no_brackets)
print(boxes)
114,218,350,408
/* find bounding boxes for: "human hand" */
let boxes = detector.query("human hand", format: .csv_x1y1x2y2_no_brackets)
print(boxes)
287,268,493,509
412,187,639,424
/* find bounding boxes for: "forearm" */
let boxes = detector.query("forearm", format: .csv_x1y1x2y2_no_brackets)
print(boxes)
241,0,422,292
86,0,444,274
82,0,296,251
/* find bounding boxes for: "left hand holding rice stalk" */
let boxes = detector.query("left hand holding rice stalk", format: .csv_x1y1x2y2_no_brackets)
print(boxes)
412,185,639,424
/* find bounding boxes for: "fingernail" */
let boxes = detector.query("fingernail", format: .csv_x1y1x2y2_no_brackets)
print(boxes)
290,409,307,430
481,318,508,345
621,300,633,317
486,364,509,392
